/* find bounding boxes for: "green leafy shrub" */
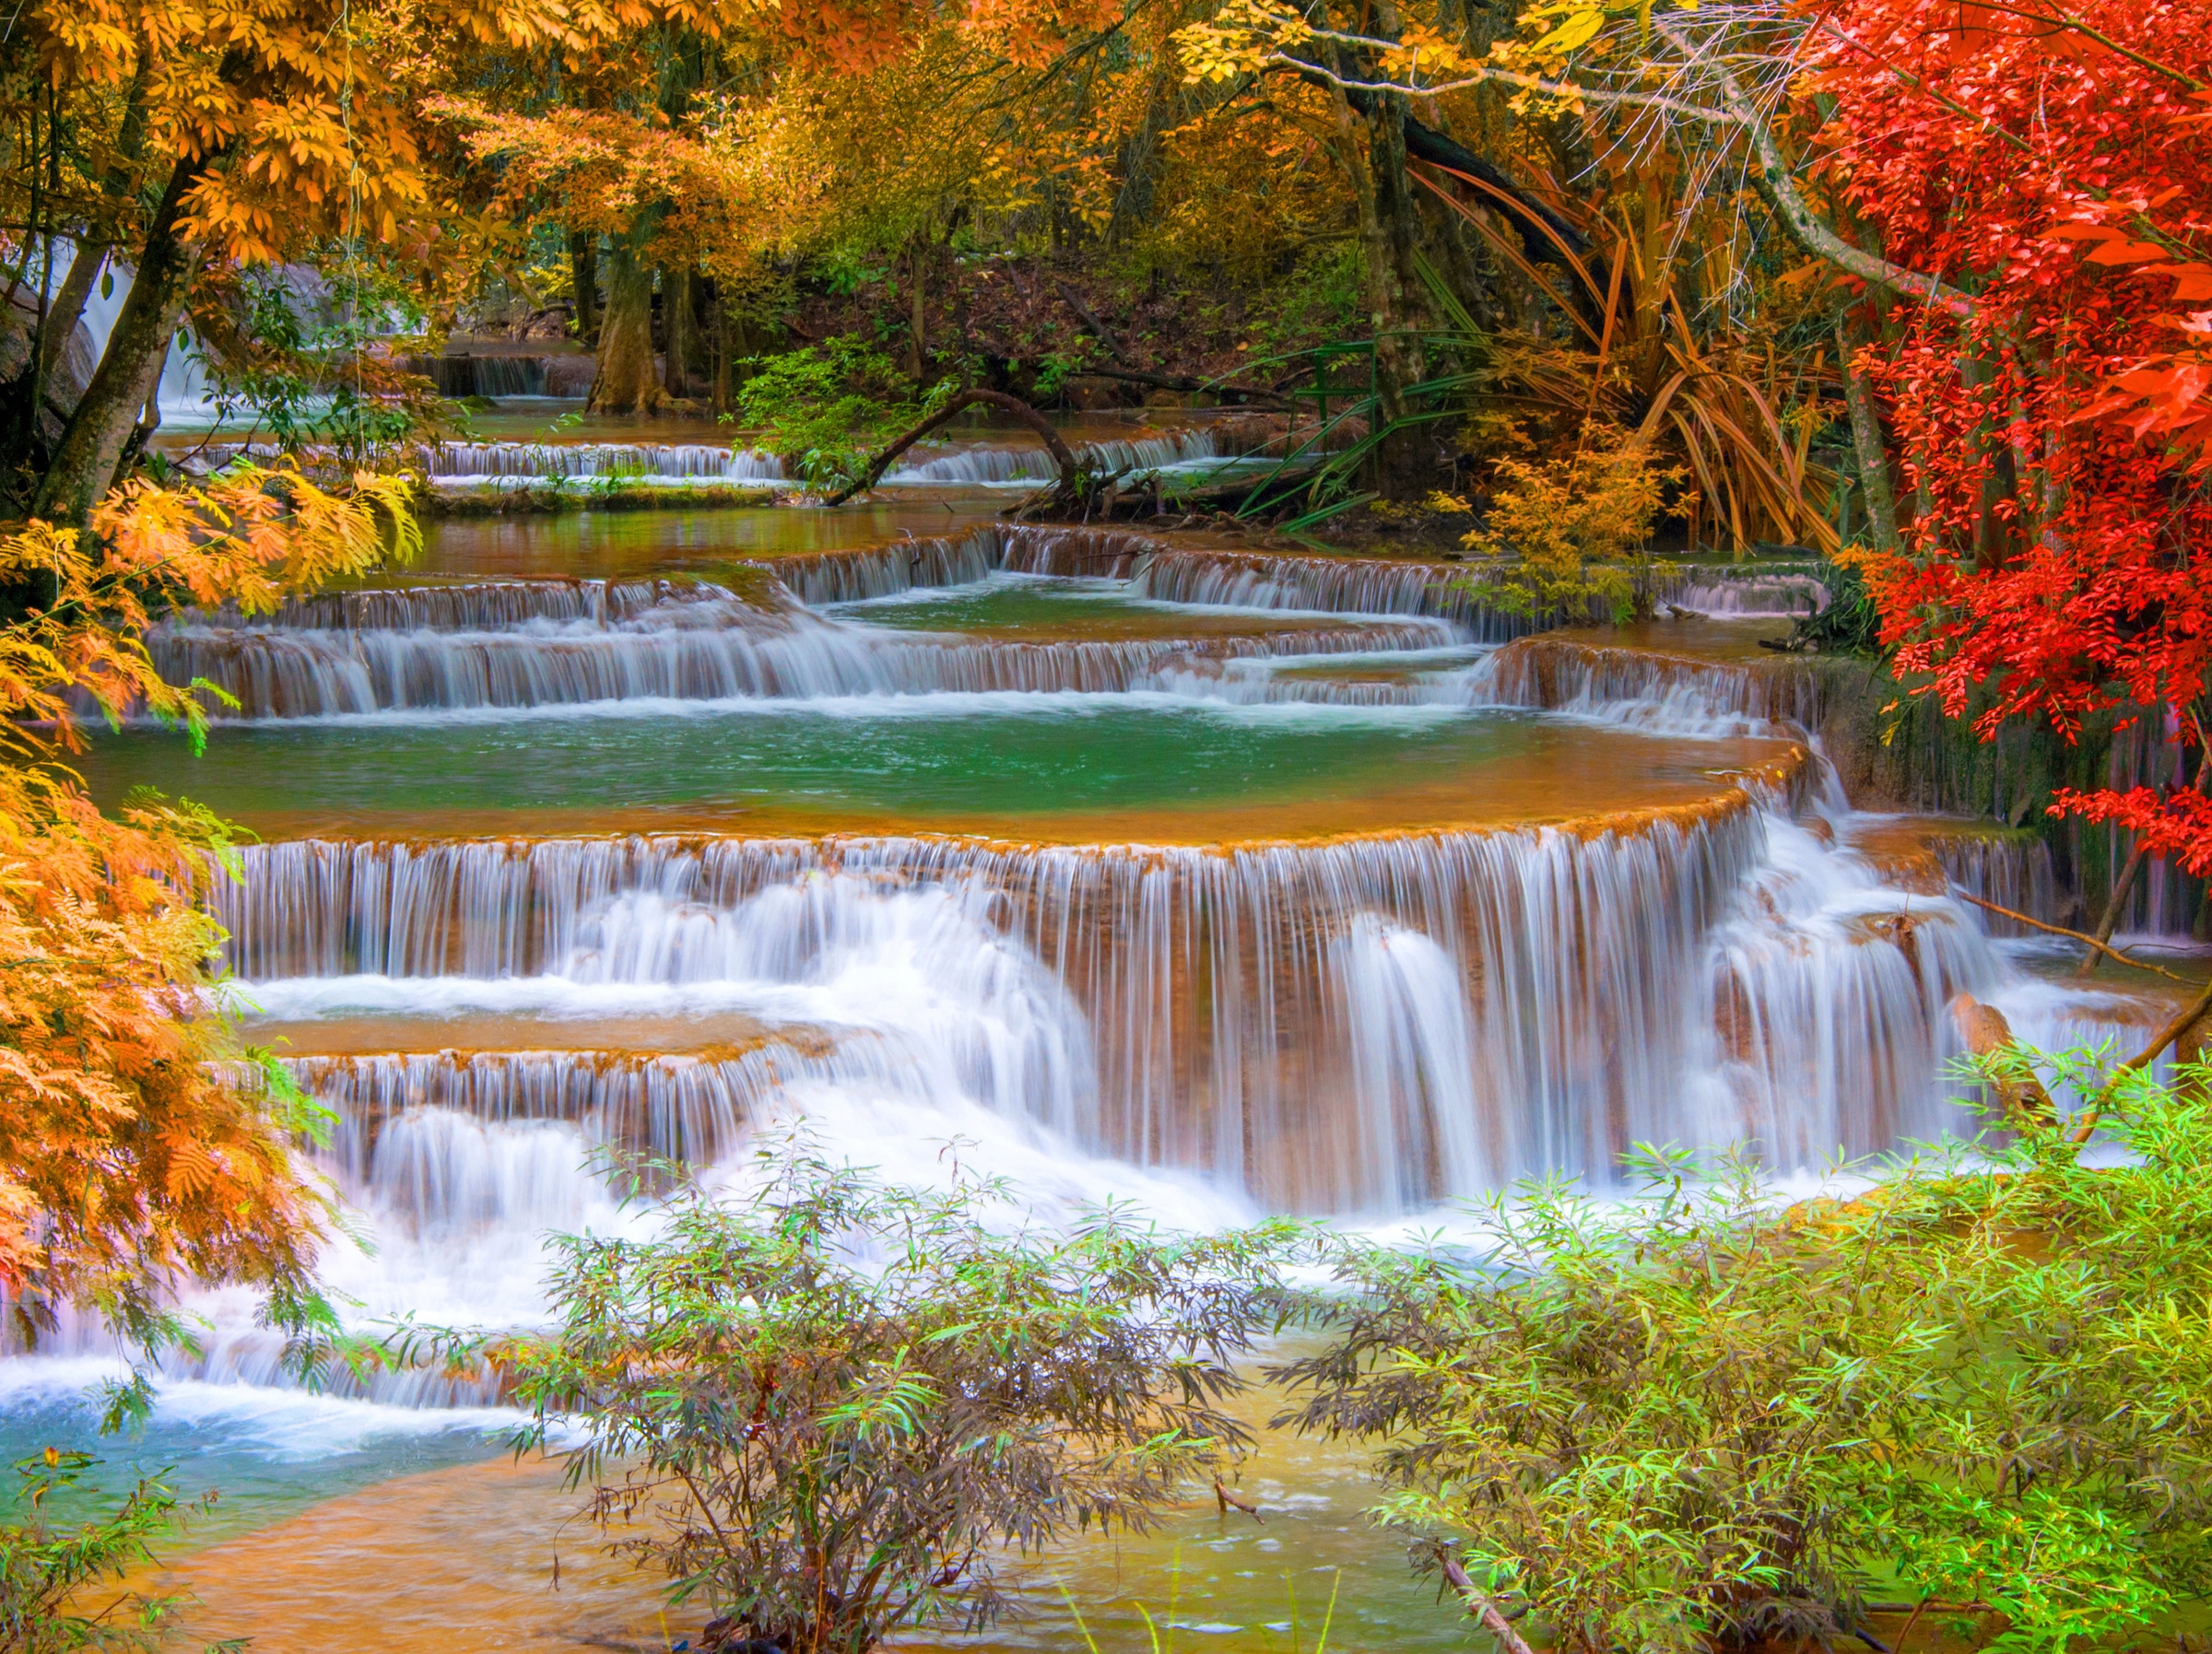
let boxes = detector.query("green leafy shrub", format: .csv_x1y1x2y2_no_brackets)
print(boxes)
513,1144,1293,1654
0,1449,226,1653
198,270,420,464
734,337,947,492
1277,1052,2212,1654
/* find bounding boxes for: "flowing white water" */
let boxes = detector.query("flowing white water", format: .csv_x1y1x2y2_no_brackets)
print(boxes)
147,571,1463,718
37,538,2177,1432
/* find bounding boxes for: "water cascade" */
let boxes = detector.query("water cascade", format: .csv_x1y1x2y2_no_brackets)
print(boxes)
413,423,1267,490
41,522,2183,1437
147,557,1467,719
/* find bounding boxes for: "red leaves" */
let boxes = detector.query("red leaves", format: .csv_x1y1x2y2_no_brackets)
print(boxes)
1817,0,2212,868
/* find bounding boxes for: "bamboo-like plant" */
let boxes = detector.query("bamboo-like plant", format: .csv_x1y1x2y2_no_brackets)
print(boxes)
512,1142,1299,1654
1276,1050,2212,1654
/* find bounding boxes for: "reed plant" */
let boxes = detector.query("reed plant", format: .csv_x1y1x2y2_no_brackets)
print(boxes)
1275,1050,2212,1654
511,1139,1300,1654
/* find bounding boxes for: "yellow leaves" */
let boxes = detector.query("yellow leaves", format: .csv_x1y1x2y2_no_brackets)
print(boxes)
3,466,408,753
1532,6,1607,55
1171,0,1309,86
1382,24,1481,86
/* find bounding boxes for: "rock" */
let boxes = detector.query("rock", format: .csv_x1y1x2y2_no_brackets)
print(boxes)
518,304,572,340
543,354,597,398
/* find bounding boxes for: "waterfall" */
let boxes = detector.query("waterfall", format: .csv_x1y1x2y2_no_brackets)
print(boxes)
1468,637,1824,734
422,440,788,485
413,422,1257,491
400,356,551,398
211,782,2037,1214
877,426,1243,486
147,571,1463,718
765,526,1534,638
1670,572,1830,617
1926,833,2059,935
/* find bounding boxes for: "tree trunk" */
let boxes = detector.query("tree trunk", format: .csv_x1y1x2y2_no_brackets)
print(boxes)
663,264,698,398
33,60,152,393
569,231,599,339
33,152,210,524
907,232,929,382
1835,315,1899,550
1341,61,1431,500
588,231,667,416
710,282,732,416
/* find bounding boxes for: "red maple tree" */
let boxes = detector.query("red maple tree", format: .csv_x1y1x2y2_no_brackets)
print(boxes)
1815,0,2212,874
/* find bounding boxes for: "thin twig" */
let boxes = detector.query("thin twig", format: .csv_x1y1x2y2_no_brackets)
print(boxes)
1952,892,2190,981
1438,1553,1536,1654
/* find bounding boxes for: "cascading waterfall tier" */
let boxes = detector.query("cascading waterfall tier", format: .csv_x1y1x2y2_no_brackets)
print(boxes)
1470,636,1825,733
147,548,1467,719
411,422,1259,489
210,759,2038,1216
422,440,788,485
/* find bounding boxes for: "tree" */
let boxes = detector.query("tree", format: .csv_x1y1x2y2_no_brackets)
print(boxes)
1,0,567,516
1812,0,2212,879
512,1144,1291,1654
0,465,410,1349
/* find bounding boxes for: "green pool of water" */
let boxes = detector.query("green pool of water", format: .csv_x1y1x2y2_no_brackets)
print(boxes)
404,501,1006,580
78,702,1782,843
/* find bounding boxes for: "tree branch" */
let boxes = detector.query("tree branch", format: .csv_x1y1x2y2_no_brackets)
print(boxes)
1950,891,2189,981
1438,1553,1537,1654
823,390,1077,507
1653,20,1972,318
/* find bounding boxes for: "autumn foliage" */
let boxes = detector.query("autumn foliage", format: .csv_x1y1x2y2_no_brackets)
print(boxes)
0,471,408,1345
1824,0,2212,872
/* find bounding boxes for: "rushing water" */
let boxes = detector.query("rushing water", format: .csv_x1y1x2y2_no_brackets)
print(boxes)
22,500,2196,1650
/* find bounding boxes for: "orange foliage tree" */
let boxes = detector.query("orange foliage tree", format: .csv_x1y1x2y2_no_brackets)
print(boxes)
0,467,409,1352
1,0,576,517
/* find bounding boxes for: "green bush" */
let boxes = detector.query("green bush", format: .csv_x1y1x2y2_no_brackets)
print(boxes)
0,1449,225,1654
513,1144,1294,1654
732,337,948,492
1277,1052,2212,1654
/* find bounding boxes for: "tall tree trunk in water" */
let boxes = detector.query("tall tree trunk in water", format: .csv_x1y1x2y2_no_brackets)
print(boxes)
588,229,667,415
1338,65,1431,500
34,152,210,524
1834,315,1899,550
570,231,599,340
907,231,929,382
662,264,697,398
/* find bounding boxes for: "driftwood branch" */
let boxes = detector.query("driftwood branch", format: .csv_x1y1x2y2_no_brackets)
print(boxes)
823,389,1077,507
1056,286,1128,361
1952,892,2190,982
1213,1480,1263,1521
1437,1554,1536,1654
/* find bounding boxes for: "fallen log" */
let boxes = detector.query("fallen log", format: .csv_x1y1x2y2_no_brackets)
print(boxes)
824,389,1077,507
